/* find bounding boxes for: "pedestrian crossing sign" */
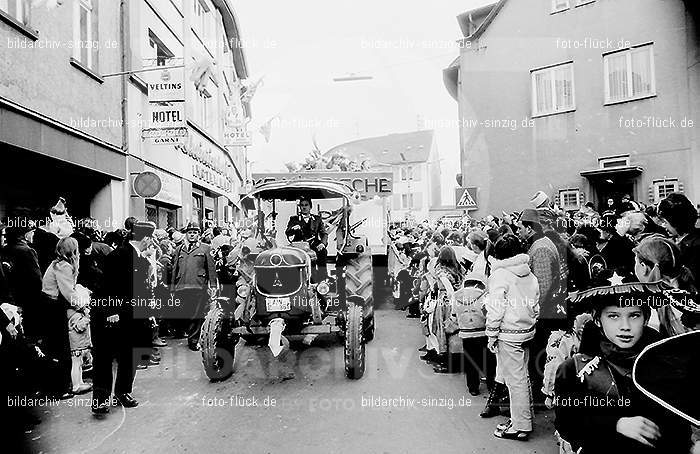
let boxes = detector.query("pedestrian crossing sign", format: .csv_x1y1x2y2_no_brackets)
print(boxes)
455,187,478,210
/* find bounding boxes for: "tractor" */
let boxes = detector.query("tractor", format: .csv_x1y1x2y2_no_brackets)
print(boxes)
200,180,374,381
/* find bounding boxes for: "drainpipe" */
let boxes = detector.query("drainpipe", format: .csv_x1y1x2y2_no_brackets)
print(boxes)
120,0,130,222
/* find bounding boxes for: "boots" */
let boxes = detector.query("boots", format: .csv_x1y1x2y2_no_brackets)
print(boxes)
480,382,509,418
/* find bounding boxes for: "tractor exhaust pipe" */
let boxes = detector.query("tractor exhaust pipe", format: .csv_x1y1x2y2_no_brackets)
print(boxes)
268,318,288,357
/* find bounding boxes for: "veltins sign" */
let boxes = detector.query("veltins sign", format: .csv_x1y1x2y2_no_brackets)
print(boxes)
147,68,185,103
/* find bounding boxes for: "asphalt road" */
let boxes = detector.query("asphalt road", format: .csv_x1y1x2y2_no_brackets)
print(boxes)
26,308,559,454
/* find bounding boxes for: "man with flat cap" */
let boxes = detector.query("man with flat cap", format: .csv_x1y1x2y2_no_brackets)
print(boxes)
171,221,217,351
286,196,328,281
91,221,155,414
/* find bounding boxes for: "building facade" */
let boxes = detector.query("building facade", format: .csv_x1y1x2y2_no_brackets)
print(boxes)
126,0,249,230
0,0,250,232
325,130,442,222
1,0,125,227
444,0,700,217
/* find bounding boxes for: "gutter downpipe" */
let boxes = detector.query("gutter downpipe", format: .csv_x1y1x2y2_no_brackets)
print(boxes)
120,0,131,223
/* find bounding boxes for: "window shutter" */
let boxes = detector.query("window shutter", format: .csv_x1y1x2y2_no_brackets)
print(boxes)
393,194,401,210
413,165,421,181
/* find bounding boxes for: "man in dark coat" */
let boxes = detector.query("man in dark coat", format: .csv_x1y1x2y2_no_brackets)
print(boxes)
91,221,155,414
658,193,700,282
171,221,217,350
285,197,328,281
2,227,43,338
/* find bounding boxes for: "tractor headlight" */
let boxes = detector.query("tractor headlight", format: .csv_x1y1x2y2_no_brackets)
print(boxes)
237,284,250,298
356,245,364,253
316,281,330,296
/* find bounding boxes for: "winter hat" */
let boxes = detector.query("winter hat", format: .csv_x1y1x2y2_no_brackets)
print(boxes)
530,191,550,209
153,229,168,241
171,230,185,244
519,208,541,225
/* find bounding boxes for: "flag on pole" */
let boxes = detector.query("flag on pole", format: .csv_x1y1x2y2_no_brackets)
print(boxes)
190,56,218,94
240,77,264,103
259,115,278,143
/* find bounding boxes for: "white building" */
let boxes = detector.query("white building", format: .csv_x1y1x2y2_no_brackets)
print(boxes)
325,130,442,222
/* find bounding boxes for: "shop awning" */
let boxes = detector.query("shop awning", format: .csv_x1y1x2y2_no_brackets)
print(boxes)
580,165,643,180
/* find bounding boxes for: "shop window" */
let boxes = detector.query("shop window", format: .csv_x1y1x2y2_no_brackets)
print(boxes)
73,0,99,71
652,179,679,204
0,0,30,25
531,62,575,117
604,44,655,104
165,209,176,229
146,204,158,225
192,194,203,224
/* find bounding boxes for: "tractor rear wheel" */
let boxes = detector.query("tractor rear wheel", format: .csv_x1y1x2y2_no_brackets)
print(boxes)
363,311,375,342
345,249,373,309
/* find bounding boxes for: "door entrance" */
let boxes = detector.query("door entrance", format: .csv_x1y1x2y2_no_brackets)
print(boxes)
591,177,639,214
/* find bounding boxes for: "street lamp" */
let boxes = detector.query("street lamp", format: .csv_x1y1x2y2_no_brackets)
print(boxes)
332,74,374,82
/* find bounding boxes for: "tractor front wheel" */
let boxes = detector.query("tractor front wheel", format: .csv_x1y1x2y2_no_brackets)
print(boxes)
200,303,238,381
344,302,365,379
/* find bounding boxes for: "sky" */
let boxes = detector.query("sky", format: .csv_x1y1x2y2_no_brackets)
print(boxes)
234,0,494,203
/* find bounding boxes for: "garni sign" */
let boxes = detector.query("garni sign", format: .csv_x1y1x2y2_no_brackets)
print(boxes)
141,127,188,144
252,172,393,198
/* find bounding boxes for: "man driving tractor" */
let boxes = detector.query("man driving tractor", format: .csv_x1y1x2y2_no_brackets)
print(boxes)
285,196,328,281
